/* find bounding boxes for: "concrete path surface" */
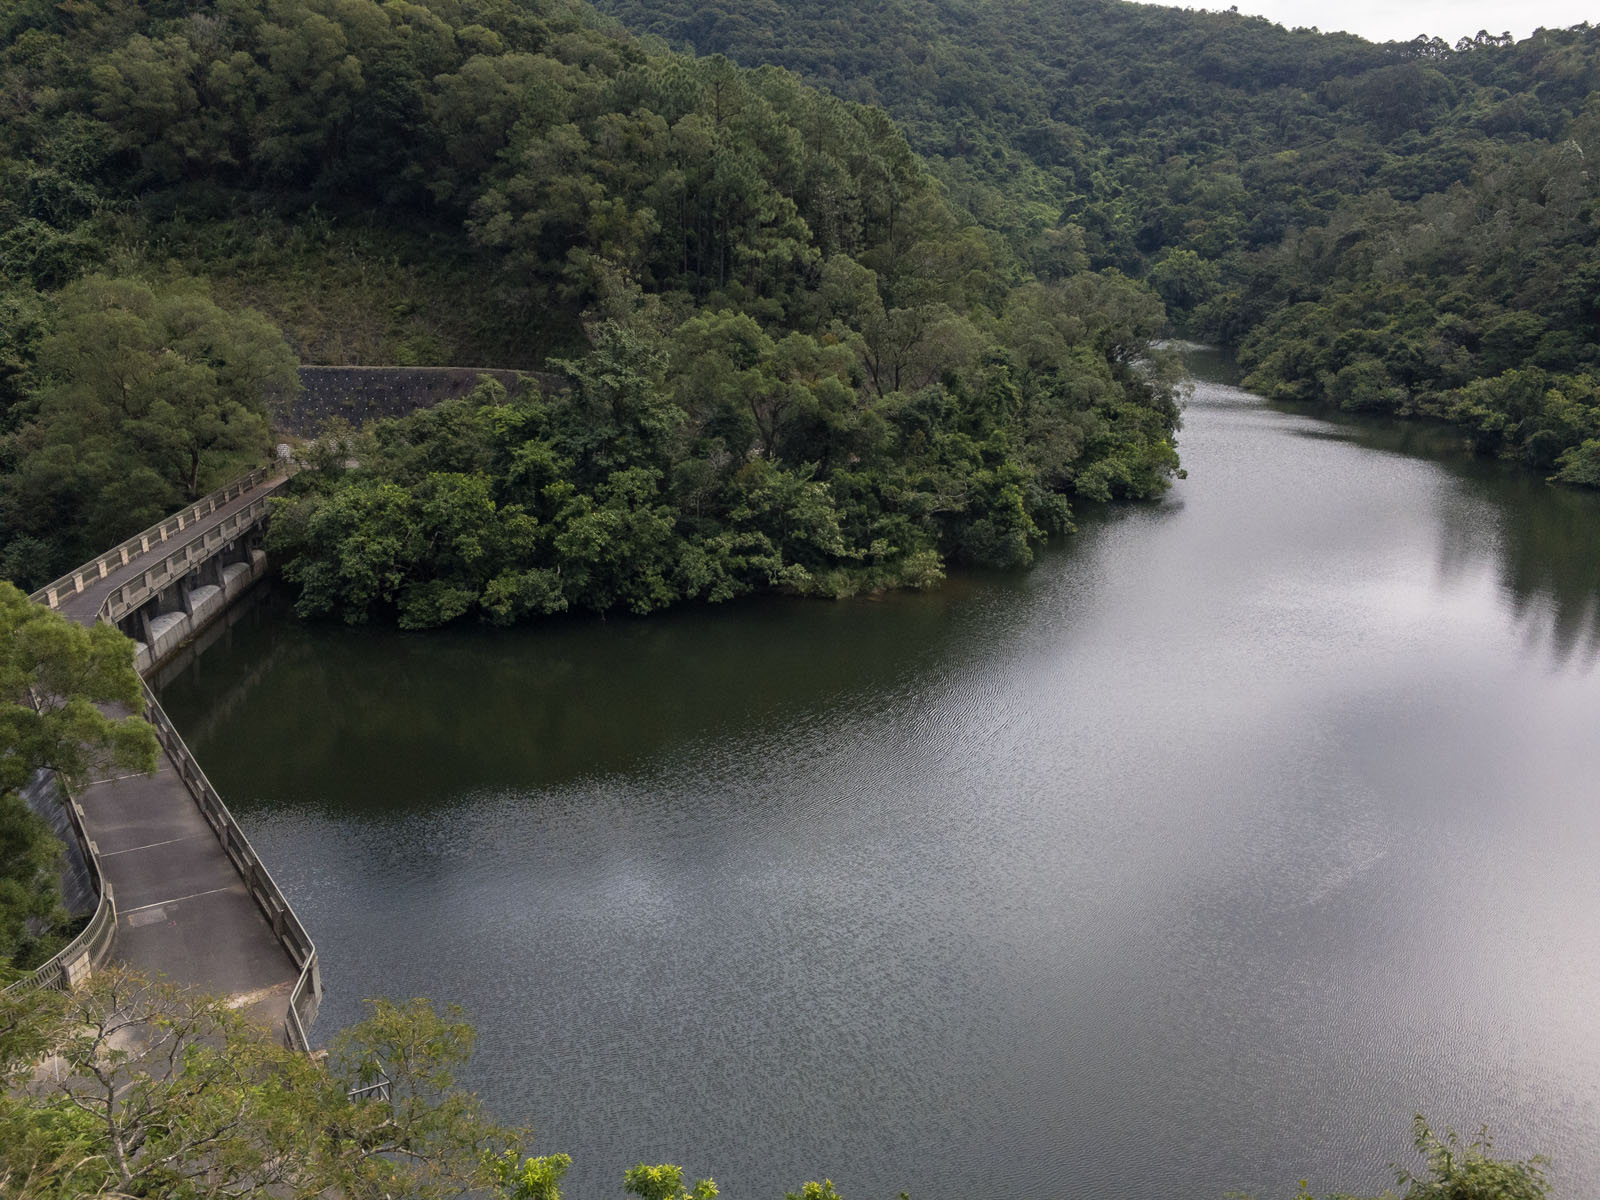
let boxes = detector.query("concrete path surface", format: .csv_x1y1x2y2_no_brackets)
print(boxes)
50,476,305,1041
76,757,299,1035
58,473,287,625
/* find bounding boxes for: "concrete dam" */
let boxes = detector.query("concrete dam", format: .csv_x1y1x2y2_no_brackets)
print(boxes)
11,364,547,1040
18,467,319,1047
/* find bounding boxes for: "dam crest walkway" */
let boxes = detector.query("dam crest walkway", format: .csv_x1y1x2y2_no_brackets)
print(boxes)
22,467,319,1046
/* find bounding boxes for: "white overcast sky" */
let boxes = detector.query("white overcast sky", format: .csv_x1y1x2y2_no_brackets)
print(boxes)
1146,1,1594,43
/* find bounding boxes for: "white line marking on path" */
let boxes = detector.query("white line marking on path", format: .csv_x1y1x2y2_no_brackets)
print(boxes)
121,886,236,916
101,834,210,857
82,772,160,787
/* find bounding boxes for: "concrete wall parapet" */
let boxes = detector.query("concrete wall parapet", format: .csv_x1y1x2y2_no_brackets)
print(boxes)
31,467,281,612
100,487,282,623
282,364,561,436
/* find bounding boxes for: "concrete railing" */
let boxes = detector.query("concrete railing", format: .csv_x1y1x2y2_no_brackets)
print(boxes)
4,881,117,995
30,467,280,611
98,491,281,625
3,772,117,997
17,466,321,1051
140,680,322,1051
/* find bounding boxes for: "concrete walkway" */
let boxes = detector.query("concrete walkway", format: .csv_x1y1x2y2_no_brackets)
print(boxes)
76,755,298,1034
54,476,304,1040
57,474,287,625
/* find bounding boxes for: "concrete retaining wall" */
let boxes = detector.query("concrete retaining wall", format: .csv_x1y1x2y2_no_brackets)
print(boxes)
134,550,269,675
23,770,94,916
280,365,562,436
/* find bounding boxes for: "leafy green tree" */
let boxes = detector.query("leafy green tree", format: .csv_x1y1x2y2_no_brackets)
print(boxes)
1295,1116,1547,1200
0,276,297,585
786,1183,845,1200
29,276,294,497
1148,248,1221,322
0,289,47,431
488,1150,575,1200
0,581,156,971
625,1162,719,1200
0,969,525,1200
1552,439,1600,488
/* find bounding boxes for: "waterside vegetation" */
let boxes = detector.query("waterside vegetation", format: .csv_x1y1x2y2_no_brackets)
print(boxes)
0,966,1557,1200
0,0,1185,620
594,0,1600,488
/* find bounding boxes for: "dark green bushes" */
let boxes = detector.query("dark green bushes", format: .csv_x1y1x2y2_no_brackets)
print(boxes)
270,277,1182,627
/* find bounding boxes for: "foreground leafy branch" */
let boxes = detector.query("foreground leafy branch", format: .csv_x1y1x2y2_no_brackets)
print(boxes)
0,970,847,1200
0,582,157,971
0,968,517,1200
1292,1116,1548,1200
2,969,1555,1200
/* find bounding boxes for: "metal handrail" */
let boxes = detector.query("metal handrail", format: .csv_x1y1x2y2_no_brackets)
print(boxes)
346,1062,393,1103
286,965,318,1053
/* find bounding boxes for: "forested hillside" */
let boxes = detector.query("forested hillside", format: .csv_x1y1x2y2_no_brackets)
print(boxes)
4,0,1597,624
594,0,1600,485
0,0,1184,617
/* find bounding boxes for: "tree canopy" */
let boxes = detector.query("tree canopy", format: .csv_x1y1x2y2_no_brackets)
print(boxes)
0,581,155,971
0,0,1185,609
588,0,1600,485
0,0,1595,613
1302,1116,1548,1200
0,969,515,1199
0,973,1556,1200
267,267,1182,628
0,276,296,582
4,980,1556,1200
0,968,820,1200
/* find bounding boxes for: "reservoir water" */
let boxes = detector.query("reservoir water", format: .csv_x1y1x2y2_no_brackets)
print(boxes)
158,351,1600,1200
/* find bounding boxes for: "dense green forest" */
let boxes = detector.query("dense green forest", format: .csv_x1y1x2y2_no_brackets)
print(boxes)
0,0,1184,620
2,0,1598,617
1,5,1591,1192
594,0,1600,486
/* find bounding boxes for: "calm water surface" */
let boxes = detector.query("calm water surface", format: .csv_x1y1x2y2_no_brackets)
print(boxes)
159,353,1600,1200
